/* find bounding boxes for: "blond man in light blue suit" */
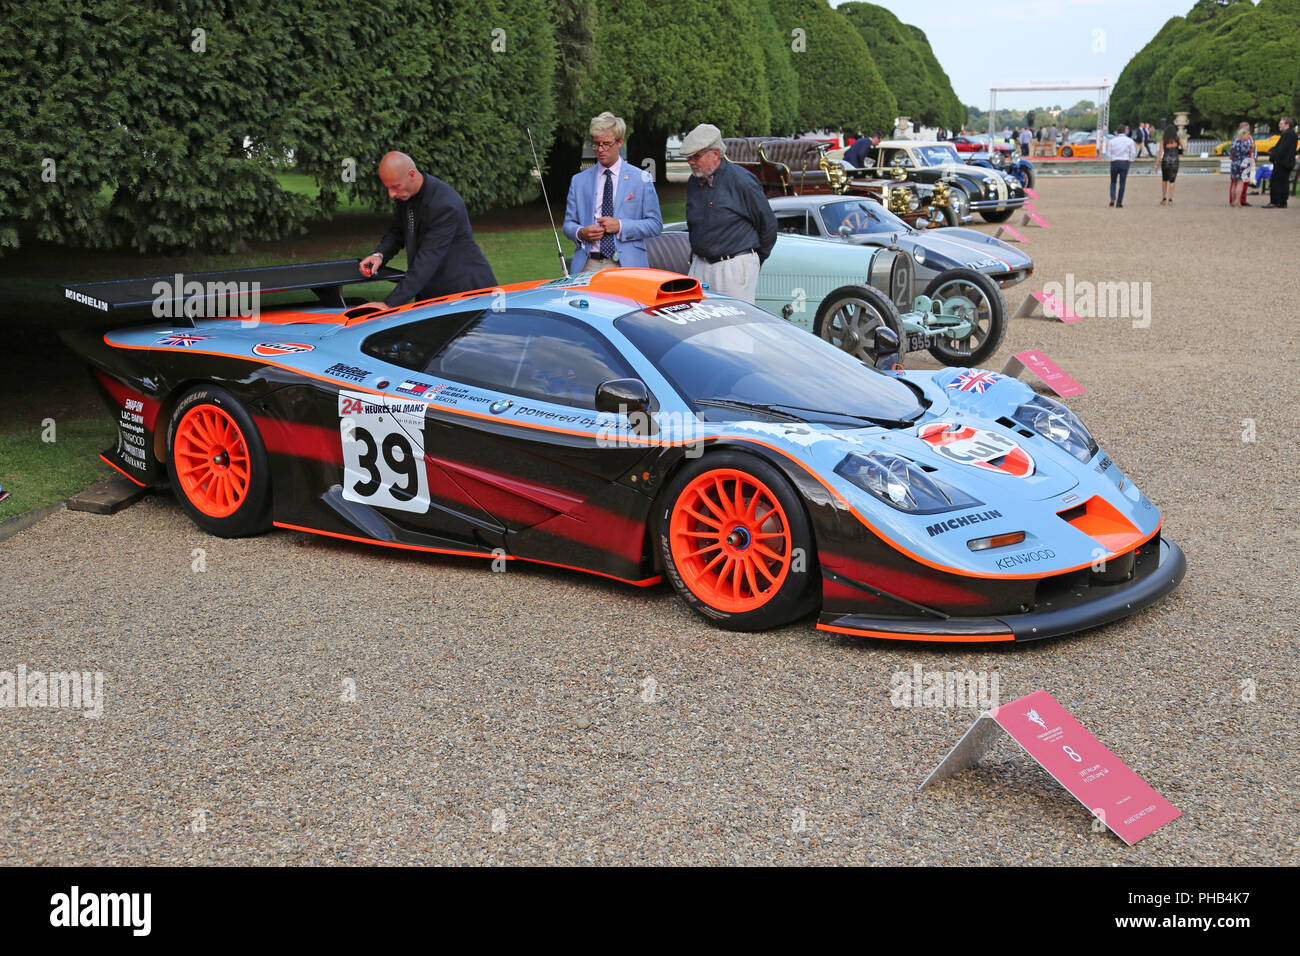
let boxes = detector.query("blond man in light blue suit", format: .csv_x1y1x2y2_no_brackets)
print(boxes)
562,112,662,272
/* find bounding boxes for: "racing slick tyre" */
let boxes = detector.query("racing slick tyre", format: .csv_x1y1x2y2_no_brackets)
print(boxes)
658,451,817,632
924,268,1008,367
166,385,272,538
813,285,905,365
978,208,1015,223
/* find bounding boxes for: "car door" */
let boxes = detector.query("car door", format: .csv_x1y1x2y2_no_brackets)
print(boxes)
355,306,663,578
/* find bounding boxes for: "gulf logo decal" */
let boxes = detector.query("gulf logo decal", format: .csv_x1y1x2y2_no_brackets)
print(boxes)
917,422,1035,478
253,342,315,357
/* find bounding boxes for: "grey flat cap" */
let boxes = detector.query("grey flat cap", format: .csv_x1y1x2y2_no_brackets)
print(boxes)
681,123,723,156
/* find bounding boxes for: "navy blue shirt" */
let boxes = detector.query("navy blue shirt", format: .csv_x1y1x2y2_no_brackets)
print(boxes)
843,138,874,169
685,160,777,264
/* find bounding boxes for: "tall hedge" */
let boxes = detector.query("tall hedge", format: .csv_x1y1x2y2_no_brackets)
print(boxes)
839,4,949,130
1,0,556,254
1168,0,1300,132
1110,0,1254,131
771,0,897,136
581,0,770,183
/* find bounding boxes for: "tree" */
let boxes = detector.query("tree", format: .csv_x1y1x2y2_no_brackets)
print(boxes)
753,0,800,135
840,4,943,127
1110,0,1254,131
771,0,896,135
1168,0,1300,132
582,0,770,184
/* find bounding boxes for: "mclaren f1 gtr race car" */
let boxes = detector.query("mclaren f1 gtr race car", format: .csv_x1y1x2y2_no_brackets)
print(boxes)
62,261,1185,642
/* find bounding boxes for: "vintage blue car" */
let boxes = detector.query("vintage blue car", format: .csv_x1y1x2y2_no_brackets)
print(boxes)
656,196,1031,367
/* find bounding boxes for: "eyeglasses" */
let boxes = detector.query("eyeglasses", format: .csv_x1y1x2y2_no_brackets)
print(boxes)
591,139,619,151
686,150,713,162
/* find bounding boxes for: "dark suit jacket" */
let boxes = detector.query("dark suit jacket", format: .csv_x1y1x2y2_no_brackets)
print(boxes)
1270,128,1298,169
376,174,497,306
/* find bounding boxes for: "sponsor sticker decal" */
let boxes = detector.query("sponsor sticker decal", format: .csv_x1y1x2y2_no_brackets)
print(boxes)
918,422,1035,478
489,400,513,414
995,548,1056,570
924,509,1004,538
326,362,371,383
253,342,314,357
395,380,431,397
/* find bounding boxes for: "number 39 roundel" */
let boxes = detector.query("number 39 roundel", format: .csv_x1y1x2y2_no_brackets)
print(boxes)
338,390,431,513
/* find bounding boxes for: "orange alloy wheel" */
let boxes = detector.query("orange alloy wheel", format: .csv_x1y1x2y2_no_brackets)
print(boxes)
669,468,794,613
172,404,253,518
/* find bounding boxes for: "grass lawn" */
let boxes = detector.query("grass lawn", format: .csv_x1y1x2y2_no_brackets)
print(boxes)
0,418,115,522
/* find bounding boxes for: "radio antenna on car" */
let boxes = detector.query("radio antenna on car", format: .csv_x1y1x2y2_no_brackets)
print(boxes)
528,128,570,278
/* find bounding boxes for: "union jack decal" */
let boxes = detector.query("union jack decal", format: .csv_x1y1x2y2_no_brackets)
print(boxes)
946,369,1003,394
155,333,206,348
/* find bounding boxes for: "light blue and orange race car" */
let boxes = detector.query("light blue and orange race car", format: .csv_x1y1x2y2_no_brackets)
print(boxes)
62,261,1184,642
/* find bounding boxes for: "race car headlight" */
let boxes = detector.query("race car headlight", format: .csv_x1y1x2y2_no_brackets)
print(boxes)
835,451,981,513
1013,395,1099,463
912,247,926,265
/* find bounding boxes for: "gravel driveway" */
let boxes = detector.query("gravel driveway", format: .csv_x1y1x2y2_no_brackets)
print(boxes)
1,173,1296,865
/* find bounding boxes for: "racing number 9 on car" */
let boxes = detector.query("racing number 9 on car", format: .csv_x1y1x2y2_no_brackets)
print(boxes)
339,391,431,513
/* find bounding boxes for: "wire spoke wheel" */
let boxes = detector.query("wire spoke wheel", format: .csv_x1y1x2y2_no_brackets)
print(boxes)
929,280,991,355
924,269,1007,366
669,468,793,613
815,285,905,364
174,405,252,517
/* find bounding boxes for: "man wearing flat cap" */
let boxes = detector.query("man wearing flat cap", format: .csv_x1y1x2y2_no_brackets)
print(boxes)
681,123,777,303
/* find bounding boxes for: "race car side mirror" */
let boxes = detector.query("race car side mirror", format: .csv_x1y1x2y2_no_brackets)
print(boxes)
597,378,657,436
871,327,901,371
596,378,650,415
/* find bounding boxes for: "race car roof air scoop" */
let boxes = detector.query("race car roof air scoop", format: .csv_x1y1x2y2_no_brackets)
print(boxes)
584,268,703,307
60,259,405,325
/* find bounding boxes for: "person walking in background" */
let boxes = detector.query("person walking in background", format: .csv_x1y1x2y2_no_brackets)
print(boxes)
1019,126,1032,156
1228,124,1255,207
1155,124,1184,205
1107,125,1138,208
1264,117,1296,209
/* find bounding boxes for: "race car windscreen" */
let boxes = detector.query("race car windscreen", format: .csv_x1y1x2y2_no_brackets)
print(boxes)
917,146,961,166
615,300,924,426
820,200,910,237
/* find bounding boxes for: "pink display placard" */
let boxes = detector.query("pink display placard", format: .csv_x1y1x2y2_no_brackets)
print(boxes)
996,224,1028,243
1023,201,1036,211
991,690,1181,845
1005,350,1085,396
1025,186,1041,199
1023,209,1052,228
1033,291,1081,322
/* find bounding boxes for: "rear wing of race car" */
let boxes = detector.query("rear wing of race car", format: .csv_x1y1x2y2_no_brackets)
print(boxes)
59,259,405,323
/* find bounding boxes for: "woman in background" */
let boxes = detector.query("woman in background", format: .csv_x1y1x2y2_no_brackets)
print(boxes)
1228,124,1255,207
1155,124,1185,205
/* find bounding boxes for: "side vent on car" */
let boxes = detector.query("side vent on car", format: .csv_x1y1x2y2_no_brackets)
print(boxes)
1057,496,1143,552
